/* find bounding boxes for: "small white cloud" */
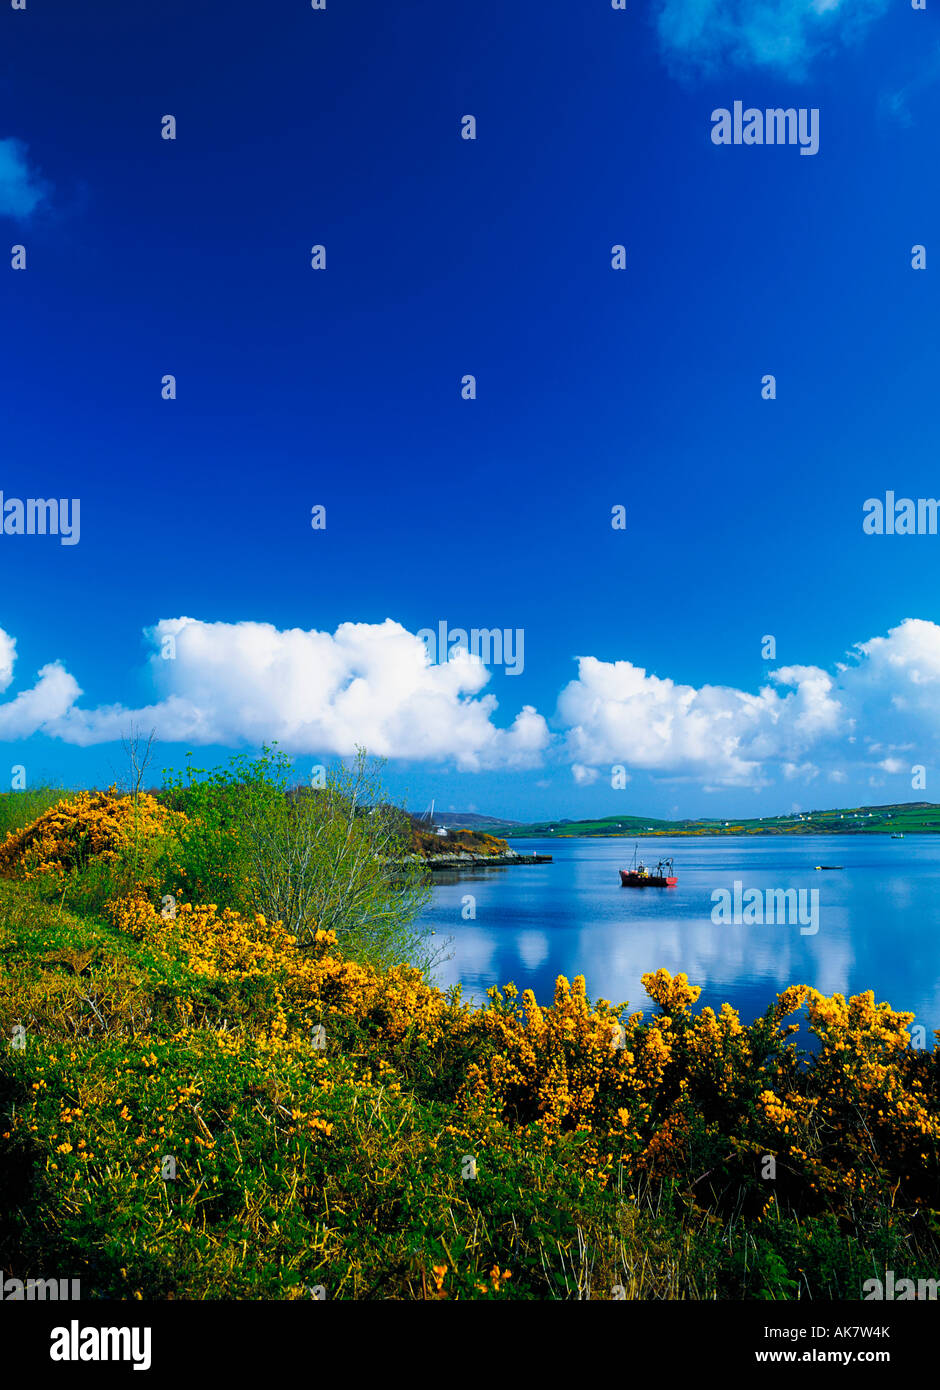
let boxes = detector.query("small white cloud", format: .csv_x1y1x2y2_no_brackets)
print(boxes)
878,42,940,128
0,630,16,692
0,138,50,218
0,662,82,740
571,763,601,786
783,761,819,781
654,0,891,79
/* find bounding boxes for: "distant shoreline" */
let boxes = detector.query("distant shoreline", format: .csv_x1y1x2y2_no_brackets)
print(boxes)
486,802,940,840
505,829,925,840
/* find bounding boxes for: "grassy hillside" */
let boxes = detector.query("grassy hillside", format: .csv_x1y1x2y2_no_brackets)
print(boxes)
492,803,940,839
408,819,512,859
429,812,521,830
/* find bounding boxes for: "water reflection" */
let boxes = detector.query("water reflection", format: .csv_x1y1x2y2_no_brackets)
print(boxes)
420,836,940,1033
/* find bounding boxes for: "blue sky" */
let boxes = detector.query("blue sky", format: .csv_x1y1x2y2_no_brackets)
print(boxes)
2,0,940,820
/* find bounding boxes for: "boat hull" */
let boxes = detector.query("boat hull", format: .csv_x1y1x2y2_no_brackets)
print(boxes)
620,870,677,887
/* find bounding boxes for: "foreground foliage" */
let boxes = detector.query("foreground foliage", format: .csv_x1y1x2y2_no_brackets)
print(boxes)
1,859,938,1296
159,749,432,970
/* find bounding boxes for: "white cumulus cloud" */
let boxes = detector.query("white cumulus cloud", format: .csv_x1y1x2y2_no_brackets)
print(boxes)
1,615,939,792
29,616,550,772
654,0,890,78
556,619,940,788
0,629,83,738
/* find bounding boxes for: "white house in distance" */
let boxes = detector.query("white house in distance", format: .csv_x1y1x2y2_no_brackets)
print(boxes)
424,798,449,836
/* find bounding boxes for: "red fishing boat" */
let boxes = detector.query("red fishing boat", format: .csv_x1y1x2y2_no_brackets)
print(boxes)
620,847,676,887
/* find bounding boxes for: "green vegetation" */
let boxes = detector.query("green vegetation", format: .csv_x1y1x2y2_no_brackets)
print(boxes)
493,802,940,839
0,784,65,841
0,764,937,1300
408,821,514,859
159,748,432,971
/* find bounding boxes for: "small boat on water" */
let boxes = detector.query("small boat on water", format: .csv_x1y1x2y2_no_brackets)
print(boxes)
620,846,677,887
891,833,904,839
814,864,843,870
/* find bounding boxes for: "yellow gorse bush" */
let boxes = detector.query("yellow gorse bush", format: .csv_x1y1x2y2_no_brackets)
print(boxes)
109,894,473,1055
0,789,185,882
102,894,940,1215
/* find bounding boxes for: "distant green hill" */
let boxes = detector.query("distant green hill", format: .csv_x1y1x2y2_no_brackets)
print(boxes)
480,802,940,838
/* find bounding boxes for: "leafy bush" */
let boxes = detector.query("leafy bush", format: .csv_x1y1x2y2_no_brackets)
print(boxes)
158,754,268,912
160,748,432,971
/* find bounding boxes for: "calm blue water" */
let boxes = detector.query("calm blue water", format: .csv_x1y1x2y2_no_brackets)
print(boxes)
420,836,940,1034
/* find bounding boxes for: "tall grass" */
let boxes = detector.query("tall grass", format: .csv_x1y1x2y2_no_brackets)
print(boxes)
0,785,67,840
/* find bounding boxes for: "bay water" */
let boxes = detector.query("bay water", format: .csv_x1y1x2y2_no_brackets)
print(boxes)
420,835,940,1036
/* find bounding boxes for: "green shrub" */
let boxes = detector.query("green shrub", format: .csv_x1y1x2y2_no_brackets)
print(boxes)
160,747,433,971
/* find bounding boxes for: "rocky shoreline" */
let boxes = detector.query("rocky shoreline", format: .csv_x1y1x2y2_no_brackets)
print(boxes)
416,850,552,870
